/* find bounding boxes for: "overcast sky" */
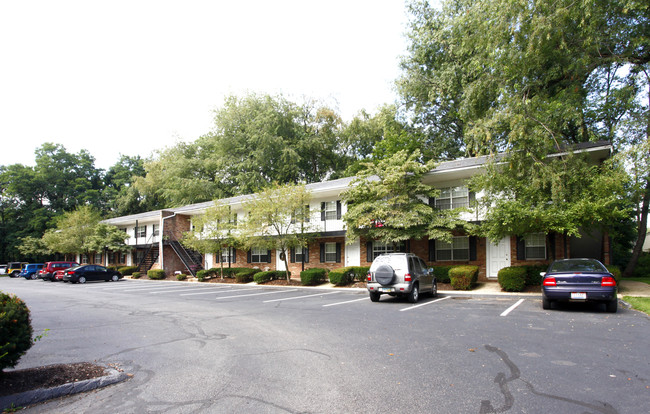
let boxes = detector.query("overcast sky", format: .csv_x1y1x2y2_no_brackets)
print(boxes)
0,0,410,170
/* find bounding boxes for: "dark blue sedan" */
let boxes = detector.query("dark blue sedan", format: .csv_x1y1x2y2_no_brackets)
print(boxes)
541,258,618,312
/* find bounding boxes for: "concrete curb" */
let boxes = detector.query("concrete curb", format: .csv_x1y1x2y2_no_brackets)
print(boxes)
0,368,130,411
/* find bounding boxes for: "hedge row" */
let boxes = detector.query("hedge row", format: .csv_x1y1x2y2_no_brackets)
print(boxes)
300,268,328,286
328,266,370,286
497,266,527,292
254,270,289,284
148,269,166,280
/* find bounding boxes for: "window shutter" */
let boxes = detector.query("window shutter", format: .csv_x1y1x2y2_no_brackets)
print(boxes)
247,250,251,263
290,248,295,263
548,232,555,260
266,250,272,263
429,239,436,261
305,205,310,222
303,247,309,263
336,243,341,263
320,243,325,263
469,236,477,261
232,248,236,263
321,202,326,221
336,201,342,220
367,241,373,263
406,240,411,253
428,197,436,207
516,236,526,260
215,252,220,263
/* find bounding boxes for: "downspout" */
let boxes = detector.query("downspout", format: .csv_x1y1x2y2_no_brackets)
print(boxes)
161,212,178,271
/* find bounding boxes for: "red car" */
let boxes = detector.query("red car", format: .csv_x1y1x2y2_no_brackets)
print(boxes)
54,269,67,282
39,261,79,281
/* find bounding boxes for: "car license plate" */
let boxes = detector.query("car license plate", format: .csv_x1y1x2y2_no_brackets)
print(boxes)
571,292,587,300
379,287,394,293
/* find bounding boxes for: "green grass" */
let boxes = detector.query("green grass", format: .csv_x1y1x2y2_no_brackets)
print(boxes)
623,296,650,315
622,277,650,285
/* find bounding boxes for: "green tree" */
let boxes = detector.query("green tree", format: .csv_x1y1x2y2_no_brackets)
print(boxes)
103,155,159,216
41,205,102,257
181,202,238,279
240,184,314,281
85,223,131,261
400,0,648,272
342,150,465,245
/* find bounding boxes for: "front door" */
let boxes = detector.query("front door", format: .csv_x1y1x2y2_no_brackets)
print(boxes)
345,238,360,267
486,237,511,278
276,250,286,271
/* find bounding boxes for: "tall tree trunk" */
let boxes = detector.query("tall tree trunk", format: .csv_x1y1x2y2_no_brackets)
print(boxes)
624,178,650,277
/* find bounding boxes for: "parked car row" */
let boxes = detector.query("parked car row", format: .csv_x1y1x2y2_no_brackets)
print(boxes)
1,261,123,283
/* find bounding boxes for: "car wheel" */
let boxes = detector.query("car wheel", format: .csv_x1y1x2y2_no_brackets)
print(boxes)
31,273,38,280
542,297,552,310
374,265,395,285
431,281,438,298
369,291,380,302
605,298,618,313
78,276,86,284
49,278,56,282
407,283,419,304
111,274,119,282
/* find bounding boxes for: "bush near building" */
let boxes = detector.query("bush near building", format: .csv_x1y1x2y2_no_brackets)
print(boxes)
498,266,527,292
300,268,328,286
449,266,479,290
118,266,139,276
147,269,166,280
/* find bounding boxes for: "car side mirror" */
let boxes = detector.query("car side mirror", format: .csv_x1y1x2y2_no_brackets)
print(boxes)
540,272,546,277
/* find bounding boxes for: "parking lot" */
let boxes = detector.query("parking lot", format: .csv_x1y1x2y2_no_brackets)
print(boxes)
2,277,649,413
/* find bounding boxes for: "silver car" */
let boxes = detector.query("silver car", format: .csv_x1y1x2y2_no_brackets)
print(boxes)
367,253,437,303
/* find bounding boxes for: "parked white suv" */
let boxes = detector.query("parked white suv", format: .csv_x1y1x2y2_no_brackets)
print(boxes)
367,253,437,303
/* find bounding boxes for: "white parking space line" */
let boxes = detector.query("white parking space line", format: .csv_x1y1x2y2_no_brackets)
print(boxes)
216,289,297,300
180,287,243,296
322,297,368,307
149,286,231,294
99,284,188,291
500,299,525,317
263,292,339,303
399,296,450,311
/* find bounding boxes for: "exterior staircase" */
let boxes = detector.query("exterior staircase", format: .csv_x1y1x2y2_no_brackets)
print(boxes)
164,232,204,276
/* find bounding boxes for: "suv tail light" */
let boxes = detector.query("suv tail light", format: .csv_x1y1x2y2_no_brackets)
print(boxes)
543,277,556,287
404,273,412,282
601,276,616,287
367,272,372,282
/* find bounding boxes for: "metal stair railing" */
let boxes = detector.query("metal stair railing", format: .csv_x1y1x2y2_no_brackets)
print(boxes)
164,231,204,276
136,233,159,272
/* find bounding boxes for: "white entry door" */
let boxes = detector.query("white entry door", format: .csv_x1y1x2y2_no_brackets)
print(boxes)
486,237,511,278
276,250,286,271
345,238,360,267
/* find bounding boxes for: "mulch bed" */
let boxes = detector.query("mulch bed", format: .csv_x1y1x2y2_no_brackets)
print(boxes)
0,363,108,397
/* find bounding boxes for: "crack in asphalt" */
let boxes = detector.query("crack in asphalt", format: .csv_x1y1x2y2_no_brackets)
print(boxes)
480,345,619,414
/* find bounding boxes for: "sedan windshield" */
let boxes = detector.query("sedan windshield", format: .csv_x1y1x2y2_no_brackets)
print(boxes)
548,259,607,273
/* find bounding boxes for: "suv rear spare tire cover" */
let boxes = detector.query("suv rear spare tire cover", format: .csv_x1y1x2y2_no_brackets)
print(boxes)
374,264,395,285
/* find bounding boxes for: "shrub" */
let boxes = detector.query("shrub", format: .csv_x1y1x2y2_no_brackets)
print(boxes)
147,269,166,280
523,265,547,286
449,265,479,290
300,268,327,286
131,272,141,279
606,265,622,282
432,266,454,283
196,269,210,282
632,252,650,278
107,266,119,271
253,271,288,284
328,270,352,286
176,274,187,281
346,266,371,282
1,292,34,371
497,266,527,292
118,266,139,276
234,268,258,283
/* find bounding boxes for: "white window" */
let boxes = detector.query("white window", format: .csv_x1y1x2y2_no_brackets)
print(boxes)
81,254,88,264
221,248,235,263
324,201,337,220
135,226,146,238
120,252,127,263
324,242,337,262
94,253,102,264
436,236,470,261
525,233,546,259
295,247,307,262
435,187,469,210
251,247,267,263
372,242,404,261
152,224,160,237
